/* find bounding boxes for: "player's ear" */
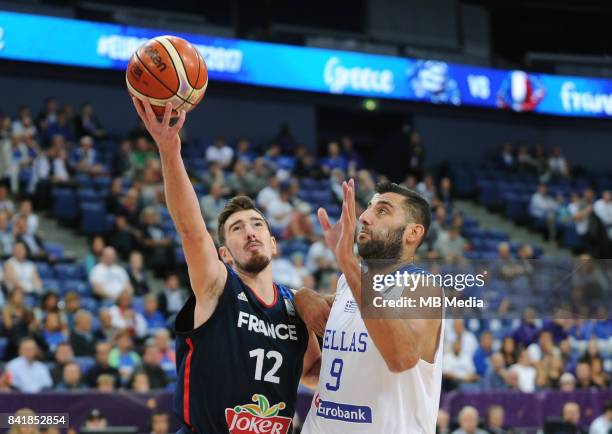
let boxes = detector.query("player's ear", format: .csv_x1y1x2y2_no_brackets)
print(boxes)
270,235,278,256
405,223,425,246
218,246,232,265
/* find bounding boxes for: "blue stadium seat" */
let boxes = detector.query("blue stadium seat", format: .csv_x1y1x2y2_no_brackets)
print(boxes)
74,174,95,188
276,156,295,171
52,188,78,224
562,224,583,251
0,337,7,360
300,179,318,190
74,356,96,375
80,202,109,236
132,296,145,314
44,242,64,260
93,177,112,191
80,297,99,313
78,188,102,203
41,278,61,293
61,279,91,296
55,263,85,280
35,262,55,279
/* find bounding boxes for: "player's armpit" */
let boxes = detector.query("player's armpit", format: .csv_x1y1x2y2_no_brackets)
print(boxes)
300,329,322,389
182,229,228,299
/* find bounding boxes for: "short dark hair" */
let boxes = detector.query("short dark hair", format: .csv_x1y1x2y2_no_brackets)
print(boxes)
217,196,271,246
375,182,431,236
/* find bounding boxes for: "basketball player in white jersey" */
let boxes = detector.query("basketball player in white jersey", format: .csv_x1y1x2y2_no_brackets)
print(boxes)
296,179,444,434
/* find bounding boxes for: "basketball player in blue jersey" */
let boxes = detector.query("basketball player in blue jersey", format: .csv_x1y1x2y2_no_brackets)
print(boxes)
131,99,321,434
297,180,445,433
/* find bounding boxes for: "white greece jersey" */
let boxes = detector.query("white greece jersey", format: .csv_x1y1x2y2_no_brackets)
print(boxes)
302,272,444,434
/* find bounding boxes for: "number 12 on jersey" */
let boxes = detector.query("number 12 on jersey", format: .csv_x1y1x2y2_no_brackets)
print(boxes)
249,348,283,384
325,358,344,391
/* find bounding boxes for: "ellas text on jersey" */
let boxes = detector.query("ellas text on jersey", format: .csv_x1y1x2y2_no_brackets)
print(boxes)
237,311,298,341
322,328,368,353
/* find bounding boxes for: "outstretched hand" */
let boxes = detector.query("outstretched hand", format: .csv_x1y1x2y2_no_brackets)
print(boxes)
317,179,357,271
131,97,186,156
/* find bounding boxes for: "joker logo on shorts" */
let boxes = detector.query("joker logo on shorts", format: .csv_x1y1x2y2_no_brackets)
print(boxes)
225,394,292,434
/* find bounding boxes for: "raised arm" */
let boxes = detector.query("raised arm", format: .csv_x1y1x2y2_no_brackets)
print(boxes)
132,99,227,301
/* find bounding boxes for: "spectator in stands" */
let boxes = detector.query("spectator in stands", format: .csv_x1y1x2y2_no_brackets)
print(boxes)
226,160,250,195
109,329,141,384
436,409,451,434
0,185,15,215
473,331,493,378
130,370,151,393
140,166,162,206
44,112,73,144
34,292,65,324
485,405,507,434
108,290,147,339
340,136,363,170
206,136,234,169
90,246,133,300
569,189,594,251
200,161,226,191
13,216,46,260
70,135,103,176
69,310,96,357
272,247,302,289
266,183,294,234
74,103,105,140
321,141,347,175
593,190,612,256
246,157,274,194
305,236,336,288
111,139,133,177
512,308,539,347
36,97,58,132
4,241,42,294
482,352,508,390
0,210,14,256
83,236,105,277
284,202,316,243
330,168,346,204
548,146,570,178
417,174,437,204
55,362,84,390
6,337,52,392
150,412,170,434
1,287,34,360
589,357,609,389
452,406,488,434
562,402,586,434
233,138,255,164
143,294,165,332
95,308,117,342
407,131,425,179
96,374,115,392
84,342,120,388
529,183,558,240
8,408,41,434
0,127,13,190
448,319,479,358
589,401,612,434
49,342,74,385
499,143,514,169
559,372,576,391
355,170,376,210
256,175,280,212
16,200,38,235
139,207,174,275
126,250,151,296
132,136,156,174
12,107,37,138
437,177,454,211
157,273,186,319
509,349,536,392
575,361,598,390
200,182,227,231
443,339,478,390
434,226,467,263
293,148,323,180
530,331,563,388
153,329,176,380
84,409,108,430
39,311,68,357
141,343,169,389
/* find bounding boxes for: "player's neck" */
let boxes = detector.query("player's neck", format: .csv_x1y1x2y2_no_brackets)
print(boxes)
237,265,276,304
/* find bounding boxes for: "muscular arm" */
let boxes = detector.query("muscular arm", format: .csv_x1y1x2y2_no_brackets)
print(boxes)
133,99,226,300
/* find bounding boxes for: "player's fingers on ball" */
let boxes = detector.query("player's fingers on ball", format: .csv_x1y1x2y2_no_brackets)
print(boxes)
142,98,156,123
171,110,187,134
161,102,172,128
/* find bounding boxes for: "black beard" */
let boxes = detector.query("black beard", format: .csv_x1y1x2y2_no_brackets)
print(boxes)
235,253,271,274
357,225,405,261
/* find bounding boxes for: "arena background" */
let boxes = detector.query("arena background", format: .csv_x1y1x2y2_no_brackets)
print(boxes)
0,0,611,433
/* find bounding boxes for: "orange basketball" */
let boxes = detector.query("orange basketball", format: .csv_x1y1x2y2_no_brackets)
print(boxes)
126,35,208,117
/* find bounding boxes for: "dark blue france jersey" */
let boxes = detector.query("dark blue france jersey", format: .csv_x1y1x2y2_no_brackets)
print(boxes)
173,264,309,434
